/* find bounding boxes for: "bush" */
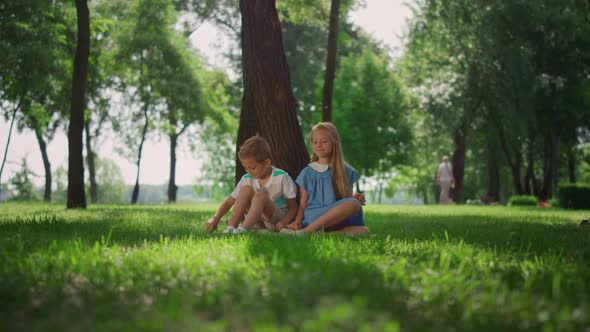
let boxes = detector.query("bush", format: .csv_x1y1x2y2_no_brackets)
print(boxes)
558,183,590,209
508,195,538,206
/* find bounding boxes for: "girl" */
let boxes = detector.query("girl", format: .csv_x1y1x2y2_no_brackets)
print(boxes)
288,122,369,235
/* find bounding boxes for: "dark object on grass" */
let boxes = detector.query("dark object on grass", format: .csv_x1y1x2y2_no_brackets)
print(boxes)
580,220,589,226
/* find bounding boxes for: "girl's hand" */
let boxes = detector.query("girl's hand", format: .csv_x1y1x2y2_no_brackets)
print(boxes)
275,221,288,232
287,221,302,230
205,218,219,233
353,192,366,205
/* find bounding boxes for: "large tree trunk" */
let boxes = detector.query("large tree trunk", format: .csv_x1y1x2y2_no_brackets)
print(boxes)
131,104,150,204
236,0,309,183
34,127,52,202
451,121,466,202
321,0,341,122
67,0,89,209
168,133,178,203
0,102,20,185
85,121,98,203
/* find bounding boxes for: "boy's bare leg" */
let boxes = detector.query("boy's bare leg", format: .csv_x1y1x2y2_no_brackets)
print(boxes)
329,226,369,235
227,186,255,228
242,191,275,229
302,201,361,233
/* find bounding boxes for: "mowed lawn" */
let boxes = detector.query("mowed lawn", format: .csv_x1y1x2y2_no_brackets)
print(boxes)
1,203,589,331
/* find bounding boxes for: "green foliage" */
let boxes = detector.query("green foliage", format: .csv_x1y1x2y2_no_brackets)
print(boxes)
558,183,590,210
92,157,128,204
1,204,590,331
332,49,412,177
8,159,40,202
508,195,539,206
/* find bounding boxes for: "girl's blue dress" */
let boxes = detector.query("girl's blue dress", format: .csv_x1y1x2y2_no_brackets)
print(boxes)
296,162,364,227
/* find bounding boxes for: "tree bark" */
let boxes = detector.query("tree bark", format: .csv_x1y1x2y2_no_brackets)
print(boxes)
85,121,97,203
451,121,466,202
168,133,178,203
321,0,341,122
67,0,89,209
237,0,309,183
34,126,52,202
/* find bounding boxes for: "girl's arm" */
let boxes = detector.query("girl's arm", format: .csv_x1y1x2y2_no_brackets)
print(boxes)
275,198,297,231
206,196,236,233
289,188,308,230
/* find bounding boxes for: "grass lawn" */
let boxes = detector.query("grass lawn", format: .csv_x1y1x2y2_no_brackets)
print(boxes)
1,203,589,331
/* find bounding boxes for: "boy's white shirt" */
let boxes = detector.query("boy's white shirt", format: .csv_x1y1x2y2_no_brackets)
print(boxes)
230,166,296,211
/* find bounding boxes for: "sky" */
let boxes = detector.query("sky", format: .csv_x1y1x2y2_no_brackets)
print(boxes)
0,0,414,187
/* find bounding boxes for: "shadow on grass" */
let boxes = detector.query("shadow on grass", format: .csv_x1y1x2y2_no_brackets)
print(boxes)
1,206,589,258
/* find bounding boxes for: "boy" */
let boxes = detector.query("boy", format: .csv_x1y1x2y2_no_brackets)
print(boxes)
205,136,297,234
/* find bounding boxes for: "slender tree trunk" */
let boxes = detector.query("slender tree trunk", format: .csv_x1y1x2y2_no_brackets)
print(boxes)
451,120,466,202
85,121,98,203
168,133,178,203
131,104,150,204
321,0,341,122
34,127,52,202
497,121,524,195
567,148,576,183
67,0,89,209
0,102,20,185
237,0,309,183
422,184,429,205
540,139,552,201
486,145,500,202
549,93,560,196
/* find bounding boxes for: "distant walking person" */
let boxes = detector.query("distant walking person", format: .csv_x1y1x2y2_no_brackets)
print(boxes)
436,156,455,204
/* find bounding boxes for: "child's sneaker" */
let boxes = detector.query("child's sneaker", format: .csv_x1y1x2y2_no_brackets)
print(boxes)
222,226,236,234
278,228,306,236
233,226,248,234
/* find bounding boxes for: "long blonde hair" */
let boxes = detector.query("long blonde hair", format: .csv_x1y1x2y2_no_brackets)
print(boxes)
311,122,350,199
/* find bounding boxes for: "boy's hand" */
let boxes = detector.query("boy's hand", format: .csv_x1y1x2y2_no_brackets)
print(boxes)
287,221,302,230
205,218,219,233
353,192,366,205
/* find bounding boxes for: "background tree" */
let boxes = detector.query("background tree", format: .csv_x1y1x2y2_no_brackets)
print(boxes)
332,49,412,194
236,0,309,182
0,1,73,200
67,0,90,209
8,158,40,202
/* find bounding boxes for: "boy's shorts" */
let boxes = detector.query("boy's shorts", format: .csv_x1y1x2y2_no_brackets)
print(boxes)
261,205,286,229
324,208,365,232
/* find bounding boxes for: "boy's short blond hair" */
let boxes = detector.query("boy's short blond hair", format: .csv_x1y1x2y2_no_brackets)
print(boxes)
239,136,272,162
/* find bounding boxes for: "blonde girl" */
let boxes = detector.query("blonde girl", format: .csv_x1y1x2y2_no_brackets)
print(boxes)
287,122,369,235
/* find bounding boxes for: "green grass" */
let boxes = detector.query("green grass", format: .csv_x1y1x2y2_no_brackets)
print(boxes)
1,203,589,331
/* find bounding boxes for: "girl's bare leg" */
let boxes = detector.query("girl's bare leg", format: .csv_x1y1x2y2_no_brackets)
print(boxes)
329,226,369,235
302,200,361,233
